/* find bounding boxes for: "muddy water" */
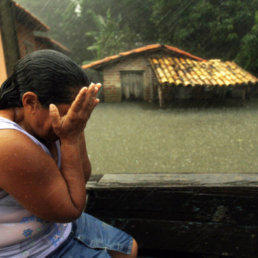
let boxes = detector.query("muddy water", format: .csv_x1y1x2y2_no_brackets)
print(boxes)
85,100,258,174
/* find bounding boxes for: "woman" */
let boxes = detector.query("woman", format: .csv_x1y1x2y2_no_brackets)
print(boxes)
0,50,137,257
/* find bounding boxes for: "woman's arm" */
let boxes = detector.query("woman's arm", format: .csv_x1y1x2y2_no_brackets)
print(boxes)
79,132,92,183
0,84,100,222
0,132,85,223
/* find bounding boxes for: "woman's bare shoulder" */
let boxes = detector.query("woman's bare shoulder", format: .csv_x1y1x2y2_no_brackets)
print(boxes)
0,129,47,160
0,128,58,191
0,129,73,222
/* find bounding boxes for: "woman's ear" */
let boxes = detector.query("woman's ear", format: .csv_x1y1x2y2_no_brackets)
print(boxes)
22,92,39,114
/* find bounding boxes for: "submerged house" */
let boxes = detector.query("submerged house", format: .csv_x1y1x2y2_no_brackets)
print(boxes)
0,1,69,84
82,44,258,107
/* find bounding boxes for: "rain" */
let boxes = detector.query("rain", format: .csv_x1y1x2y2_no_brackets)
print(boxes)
8,0,258,175
1,1,258,257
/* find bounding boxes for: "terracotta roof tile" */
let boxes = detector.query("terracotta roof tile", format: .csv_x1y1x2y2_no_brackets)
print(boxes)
82,44,205,70
150,57,258,86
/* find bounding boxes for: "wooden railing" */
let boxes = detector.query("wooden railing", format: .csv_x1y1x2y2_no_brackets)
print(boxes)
85,173,258,258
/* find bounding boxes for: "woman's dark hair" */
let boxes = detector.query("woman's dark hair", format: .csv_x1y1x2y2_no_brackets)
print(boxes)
0,50,90,109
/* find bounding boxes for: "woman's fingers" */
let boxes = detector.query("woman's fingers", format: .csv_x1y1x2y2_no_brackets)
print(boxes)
85,89,100,119
87,87,98,107
83,84,101,111
70,87,88,113
64,84,101,129
69,84,99,115
70,85,97,117
49,104,61,131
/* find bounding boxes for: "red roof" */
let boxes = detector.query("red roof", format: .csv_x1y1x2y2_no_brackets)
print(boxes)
14,2,49,32
82,44,205,70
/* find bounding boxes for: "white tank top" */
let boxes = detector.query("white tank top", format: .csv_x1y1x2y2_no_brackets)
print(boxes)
0,117,72,257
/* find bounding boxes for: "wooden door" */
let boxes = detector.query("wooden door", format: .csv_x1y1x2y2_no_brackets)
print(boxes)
121,71,144,100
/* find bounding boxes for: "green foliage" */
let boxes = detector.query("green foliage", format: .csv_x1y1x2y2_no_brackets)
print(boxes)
86,9,141,59
150,0,256,60
235,11,258,76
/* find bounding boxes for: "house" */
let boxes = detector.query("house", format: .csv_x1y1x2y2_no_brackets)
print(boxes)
34,36,70,54
0,1,69,85
13,2,49,57
82,44,258,107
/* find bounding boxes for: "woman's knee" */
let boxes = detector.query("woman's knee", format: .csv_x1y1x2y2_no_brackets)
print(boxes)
130,238,138,257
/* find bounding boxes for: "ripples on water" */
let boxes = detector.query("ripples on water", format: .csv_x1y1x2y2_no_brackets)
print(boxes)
86,99,258,174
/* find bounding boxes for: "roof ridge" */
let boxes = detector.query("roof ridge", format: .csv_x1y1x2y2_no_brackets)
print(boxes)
13,1,50,32
82,44,205,70
34,35,70,52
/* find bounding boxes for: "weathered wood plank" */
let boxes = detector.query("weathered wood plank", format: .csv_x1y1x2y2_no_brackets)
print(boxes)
88,173,258,188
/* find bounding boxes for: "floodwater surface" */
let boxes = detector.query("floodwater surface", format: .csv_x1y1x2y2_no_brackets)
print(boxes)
85,100,258,174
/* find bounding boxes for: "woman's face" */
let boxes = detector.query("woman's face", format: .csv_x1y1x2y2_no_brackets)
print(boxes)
32,103,70,143
21,88,82,143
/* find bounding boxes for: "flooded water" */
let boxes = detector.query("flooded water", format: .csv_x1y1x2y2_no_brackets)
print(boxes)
85,99,258,174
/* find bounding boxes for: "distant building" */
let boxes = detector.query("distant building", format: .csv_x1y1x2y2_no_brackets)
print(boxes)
0,1,69,84
34,36,70,54
82,44,258,107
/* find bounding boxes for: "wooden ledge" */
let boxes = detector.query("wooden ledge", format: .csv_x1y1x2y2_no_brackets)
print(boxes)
87,173,258,188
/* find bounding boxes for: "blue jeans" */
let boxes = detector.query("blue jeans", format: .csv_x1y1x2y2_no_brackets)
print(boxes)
47,213,133,258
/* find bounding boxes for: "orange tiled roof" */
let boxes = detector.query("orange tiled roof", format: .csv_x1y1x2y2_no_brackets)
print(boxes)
82,44,205,70
14,2,49,32
35,36,70,53
150,57,258,86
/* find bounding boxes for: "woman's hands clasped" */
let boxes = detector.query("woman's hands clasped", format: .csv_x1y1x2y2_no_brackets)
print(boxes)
49,83,101,143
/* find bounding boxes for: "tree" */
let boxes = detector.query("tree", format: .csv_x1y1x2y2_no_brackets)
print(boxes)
80,0,155,60
235,11,258,76
85,9,141,60
150,0,256,60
